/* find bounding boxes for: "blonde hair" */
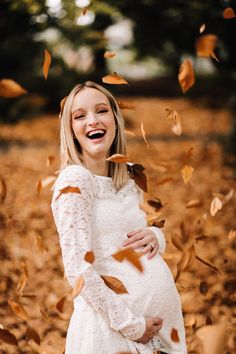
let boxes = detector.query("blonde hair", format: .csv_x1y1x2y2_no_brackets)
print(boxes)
59,81,129,189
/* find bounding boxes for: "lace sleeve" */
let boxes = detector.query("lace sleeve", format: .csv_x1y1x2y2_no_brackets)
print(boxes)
51,165,146,341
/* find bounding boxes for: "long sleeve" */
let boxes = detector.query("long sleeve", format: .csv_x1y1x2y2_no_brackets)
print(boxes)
51,165,146,341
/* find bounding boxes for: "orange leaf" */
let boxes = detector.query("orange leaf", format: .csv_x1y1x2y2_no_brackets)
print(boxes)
72,275,84,298
106,154,130,163
165,109,182,135
84,251,95,264
0,175,7,204
47,155,55,167
42,49,52,80
102,72,128,85
8,299,29,320
117,100,135,110
104,51,116,58
178,59,195,93
210,196,222,216
196,34,218,60
0,328,18,346
152,219,165,228
112,248,143,272
141,121,149,148
101,275,128,294
0,79,27,98
223,7,236,19
56,296,67,313
55,186,81,200
199,23,206,33
26,325,41,345
36,177,42,195
170,328,180,342
181,164,194,184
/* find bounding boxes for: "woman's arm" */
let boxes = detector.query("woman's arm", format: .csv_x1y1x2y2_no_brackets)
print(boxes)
51,165,146,341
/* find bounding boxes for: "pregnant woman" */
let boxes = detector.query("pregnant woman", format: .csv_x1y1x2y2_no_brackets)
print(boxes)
51,81,187,354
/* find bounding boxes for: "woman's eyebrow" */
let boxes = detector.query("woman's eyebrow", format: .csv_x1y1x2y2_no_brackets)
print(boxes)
96,102,109,106
72,108,83,116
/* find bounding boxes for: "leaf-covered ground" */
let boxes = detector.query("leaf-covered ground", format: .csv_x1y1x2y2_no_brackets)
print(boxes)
0,97,235,353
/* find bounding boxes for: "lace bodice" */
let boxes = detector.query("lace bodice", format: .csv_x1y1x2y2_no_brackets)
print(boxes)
51,164,166,341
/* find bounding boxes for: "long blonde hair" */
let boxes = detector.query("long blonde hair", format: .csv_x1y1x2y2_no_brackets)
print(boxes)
59,81,129,189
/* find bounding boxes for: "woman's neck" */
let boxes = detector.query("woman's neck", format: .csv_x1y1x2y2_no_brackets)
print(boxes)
83,155,108,177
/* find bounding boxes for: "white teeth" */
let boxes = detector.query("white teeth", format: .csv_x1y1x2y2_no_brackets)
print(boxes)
87,129,105,137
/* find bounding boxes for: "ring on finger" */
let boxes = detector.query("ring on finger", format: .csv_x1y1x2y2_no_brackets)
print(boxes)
148,242,155,251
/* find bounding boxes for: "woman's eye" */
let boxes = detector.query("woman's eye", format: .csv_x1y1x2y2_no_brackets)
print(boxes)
74,114,85,119
97,109,108,114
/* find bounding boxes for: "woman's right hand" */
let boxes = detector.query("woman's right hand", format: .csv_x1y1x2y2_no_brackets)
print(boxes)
135,317,163,344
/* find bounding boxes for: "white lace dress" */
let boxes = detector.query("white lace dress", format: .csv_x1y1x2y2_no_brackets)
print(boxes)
51,164,187,354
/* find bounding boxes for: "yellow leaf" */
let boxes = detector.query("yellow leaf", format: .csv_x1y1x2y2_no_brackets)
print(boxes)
170,328,180,342
72,275,84,298
106,154,130,163
42,49,52,80
196,321,227,354
196,34,218,60
101,275,128,294
0,175,7,204
84,251,95,264
104,51,116,58
199,23,206,33
0,79,27,98
8,299,29,320
141,121,149,148
223,7,236,19
210,196,222,216
112,248,143,272
178,59,195,93
181,165,194,184
102,72,128,85
55,186,81,200
165,109,182,135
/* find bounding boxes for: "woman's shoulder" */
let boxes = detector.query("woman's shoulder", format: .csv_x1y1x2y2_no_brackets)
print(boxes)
57,164,93,181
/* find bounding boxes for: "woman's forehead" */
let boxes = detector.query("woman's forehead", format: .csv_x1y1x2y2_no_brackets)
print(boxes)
72,87,109,109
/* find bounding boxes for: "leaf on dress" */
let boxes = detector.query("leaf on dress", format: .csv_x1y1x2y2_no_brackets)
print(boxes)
178,59,195,93
0,175,7,204
26,325,41,345
84,251,95,264
72,275,84,298
102,72,128,85
0,79,27,98
55,186,81,200
42,49,52,80
165,109,182,135
101,275,128,294
223,7,236,19
8,299,29,320
210,197,222,216
106,154,130,163
0,328,18,346
112,248,143,272
56,296,67,313
170,328,180,342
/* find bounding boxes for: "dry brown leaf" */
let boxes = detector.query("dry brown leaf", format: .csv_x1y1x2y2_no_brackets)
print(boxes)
165,109,182,135
84,251,95,264
196,321,227,354
16,273,28,295
39,304,49,320
210,196,222,216
170,328,180,342
0,79,27,98
117,101,135,110
47,155,55,167
195,253,222,274
26,325,41,345
101,275,128,294
0,328,18,346
102,72,128,85
72,275,84,298
178,59,195,93
82,7,88,15
8,299,29,320
36,177,42,195
112,248,143,272
196,34,218,60
199,281,208,295
223,7,236,19
141,121,149,148
223,188,234,204
55,186,81,200
106,154,130,163
0,175,7,204
42,49,52,80
181,164,194,184
199,23,206,33
151,219,165,228
186,199,203,208
104,51,116,58
56,296,67,313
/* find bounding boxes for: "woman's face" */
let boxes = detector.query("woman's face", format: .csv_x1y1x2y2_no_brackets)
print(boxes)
71,87,116,160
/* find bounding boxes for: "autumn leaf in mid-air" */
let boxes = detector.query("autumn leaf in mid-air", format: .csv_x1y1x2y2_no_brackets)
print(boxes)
8,299,29,320
117,100,135,110
181,164,194,184
106,154,130,163
223,7,236,19
102,72,128,85
210,196,222,216
0,79,27,98
165,109,182,135
56,296,67,313
101,275,128,294
141,121,149,148
104,51,116,58
0,175,7,204
178,59,195,93
196,34,219,61
42,49,52,80
55,186,81,200
0,328,18,346
199,23,206,33
26,326,41,345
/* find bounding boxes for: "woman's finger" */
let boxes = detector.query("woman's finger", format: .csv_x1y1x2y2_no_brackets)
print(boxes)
147,246,158,259
123,231,146,246
127,229,143,237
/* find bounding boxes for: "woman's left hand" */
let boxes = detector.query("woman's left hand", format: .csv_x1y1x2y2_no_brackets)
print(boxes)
122,228,159,259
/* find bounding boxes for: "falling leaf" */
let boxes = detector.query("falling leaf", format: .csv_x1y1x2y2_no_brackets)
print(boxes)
170,328,180,342
196,34,218,61
223,188,234,204
195,254,222,274
36,177,42,195
8,299,29,320
84,251,95,264
210,196,222,216
223,7,236,19
152,219,165,228
0,175,7,204
0,328,18,345
117,101,135,110
104,51,116,58
147,198,163,211
47,155,55,167
196,321,227,354
127,163,148,193
16,273,28,295
72,275,84,298
141,121,149,148
165,109,182,135
178,59,195,93
206,316,213,325
199,23,206,33
156,177,173,186
106,154,130,163
181,165,194,184
40,304,49,320
56,296,67,313
26,325,41,345
112,248,143,272
186,199,203,208
199,281,208,295
42,49,52,80
55,186,81,201
0,79,27,98
101,275,128,294
102,72,128,85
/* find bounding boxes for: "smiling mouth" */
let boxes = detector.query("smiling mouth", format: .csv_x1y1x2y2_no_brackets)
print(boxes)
86,130,106,140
